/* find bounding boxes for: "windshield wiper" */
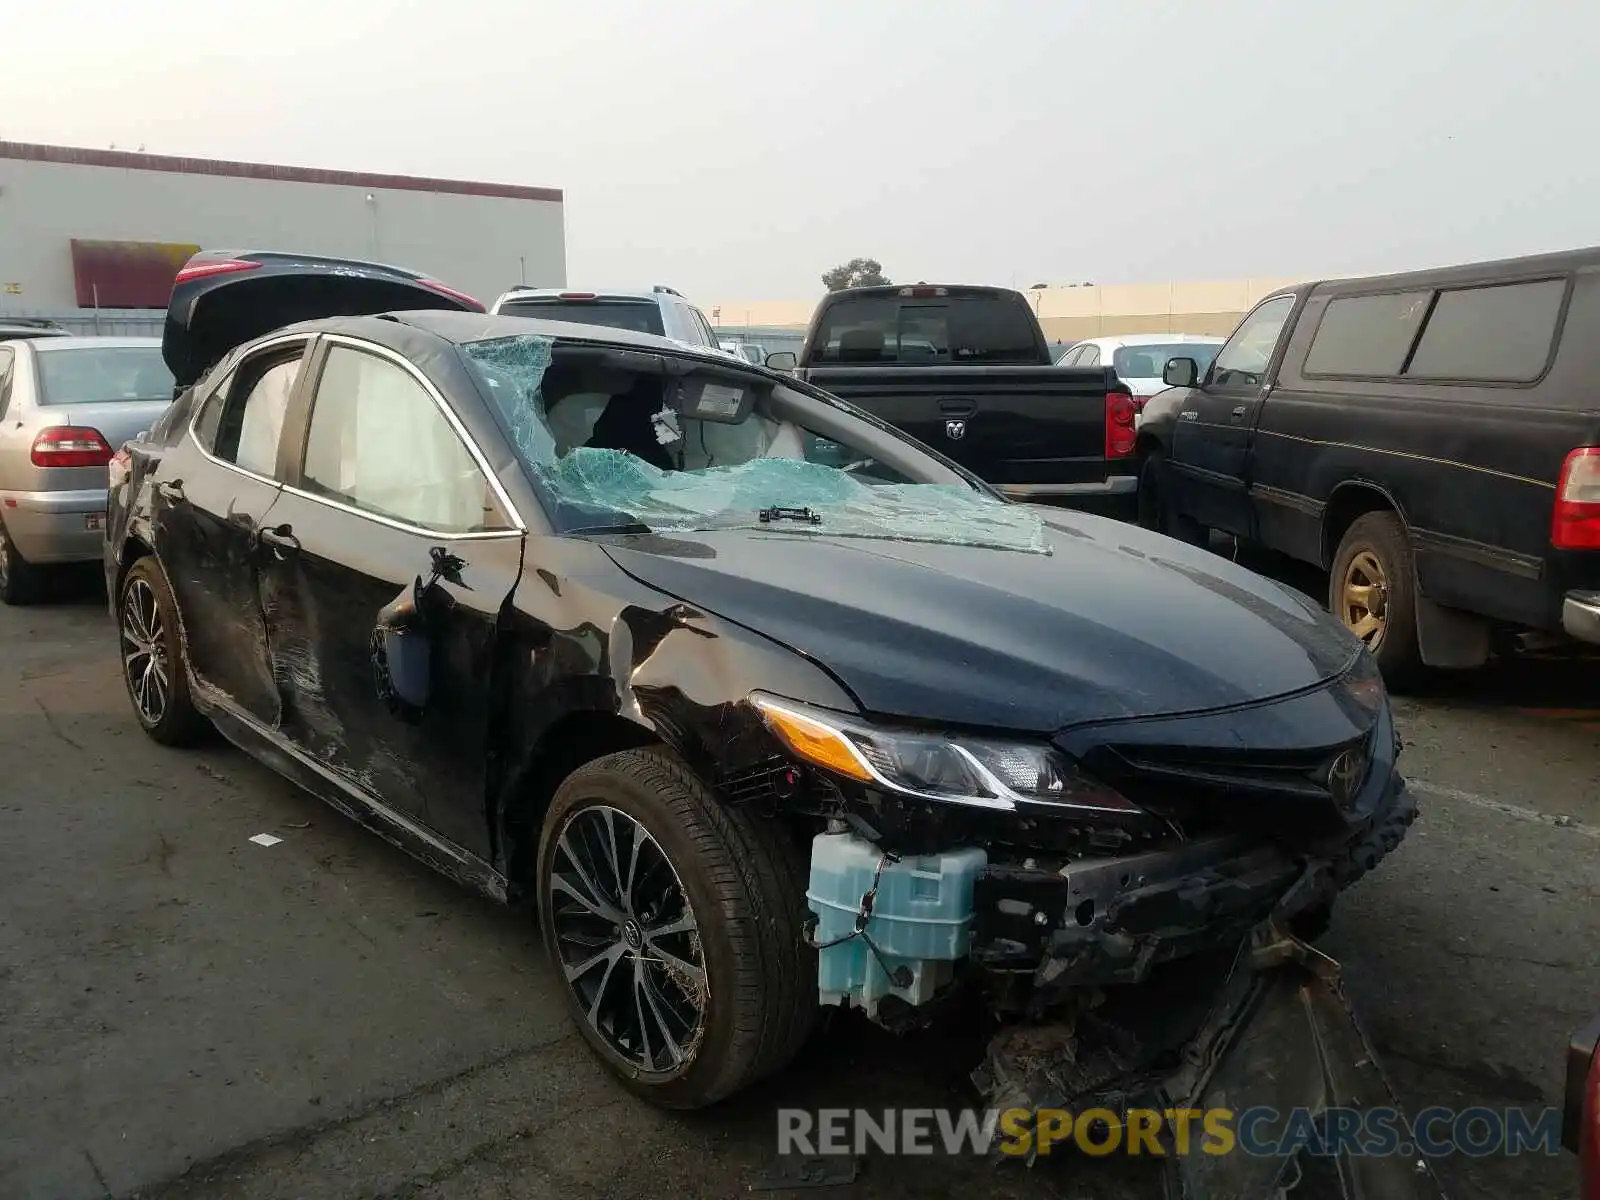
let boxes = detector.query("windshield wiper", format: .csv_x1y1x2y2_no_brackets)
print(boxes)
566,521,653,536
758,506,822,525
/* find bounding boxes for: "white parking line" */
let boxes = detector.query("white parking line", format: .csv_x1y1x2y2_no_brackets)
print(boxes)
1410,780,1600,840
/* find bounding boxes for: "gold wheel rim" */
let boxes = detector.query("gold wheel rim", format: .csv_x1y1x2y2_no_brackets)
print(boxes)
1340,550,1388,648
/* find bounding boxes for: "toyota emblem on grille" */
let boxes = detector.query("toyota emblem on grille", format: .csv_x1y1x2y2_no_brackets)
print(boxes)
1326,746,1368,809
945,419,967,440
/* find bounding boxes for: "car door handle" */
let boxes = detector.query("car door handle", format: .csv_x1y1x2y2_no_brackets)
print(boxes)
156,480,185,504
257,524,300,558
1231,406,1247,420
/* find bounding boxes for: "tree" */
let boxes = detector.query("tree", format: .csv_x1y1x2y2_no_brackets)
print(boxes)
822,258,891,292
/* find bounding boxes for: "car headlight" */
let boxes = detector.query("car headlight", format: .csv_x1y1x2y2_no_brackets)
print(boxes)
751,693,1141,815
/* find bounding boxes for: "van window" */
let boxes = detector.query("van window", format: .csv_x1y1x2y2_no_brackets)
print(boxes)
1303,291,1431,377
1406,278,1566,382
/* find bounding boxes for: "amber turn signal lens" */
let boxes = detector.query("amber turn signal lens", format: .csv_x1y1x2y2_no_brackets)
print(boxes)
753,699,872,783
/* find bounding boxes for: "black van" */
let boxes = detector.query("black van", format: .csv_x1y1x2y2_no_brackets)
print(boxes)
1137,246,1600,681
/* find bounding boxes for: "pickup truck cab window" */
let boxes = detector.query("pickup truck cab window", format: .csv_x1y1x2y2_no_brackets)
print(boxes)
1406,277,1567,383
1303,291,1432,378
1210,295,1295,389
813,293,1042,365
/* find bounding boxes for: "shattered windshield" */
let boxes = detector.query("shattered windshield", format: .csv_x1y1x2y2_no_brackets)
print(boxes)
461,334,1049,554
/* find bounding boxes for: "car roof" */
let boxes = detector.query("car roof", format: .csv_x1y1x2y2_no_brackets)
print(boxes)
1081,333,1226,347
494,287,686,303
28,335,163,351
283,310,755,370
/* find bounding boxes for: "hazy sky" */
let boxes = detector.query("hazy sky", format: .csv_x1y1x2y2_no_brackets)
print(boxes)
3,0,1594,299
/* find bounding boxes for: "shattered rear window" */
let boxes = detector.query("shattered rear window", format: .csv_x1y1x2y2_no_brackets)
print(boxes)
461,334,1049,554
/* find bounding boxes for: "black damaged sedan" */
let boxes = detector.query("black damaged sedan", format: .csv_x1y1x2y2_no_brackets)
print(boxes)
108,251,1417,1128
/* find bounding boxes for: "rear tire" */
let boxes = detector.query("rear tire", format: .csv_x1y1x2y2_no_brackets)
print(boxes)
1136,450,1163,530
1329,511,1422,685
0,520,47,606
537,748,814,1108
118,557,209,745
1139,450,1206,545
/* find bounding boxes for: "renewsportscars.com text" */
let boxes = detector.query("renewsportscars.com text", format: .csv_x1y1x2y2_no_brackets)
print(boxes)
777,1105,1565,1158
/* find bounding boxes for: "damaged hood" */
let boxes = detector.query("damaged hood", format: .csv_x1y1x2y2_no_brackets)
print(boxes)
600,508,1360,733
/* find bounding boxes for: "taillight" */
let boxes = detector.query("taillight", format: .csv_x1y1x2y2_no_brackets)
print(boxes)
1105,392,1138,460
419,279,486,312
1552,447,1600,549
557,292,599,301
898,286,948,297
173,258,263,284
31,426,114,468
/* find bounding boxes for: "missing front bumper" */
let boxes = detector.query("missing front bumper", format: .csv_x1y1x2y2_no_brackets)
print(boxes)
970,778,1416,1000
973,926,1450,1198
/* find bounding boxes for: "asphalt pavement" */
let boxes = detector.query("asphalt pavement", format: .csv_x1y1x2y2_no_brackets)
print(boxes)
1,565,1596,1200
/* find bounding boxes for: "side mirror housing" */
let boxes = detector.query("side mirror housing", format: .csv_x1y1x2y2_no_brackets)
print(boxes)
375,574,432,711
765,351,798,372
1163,356,1199,388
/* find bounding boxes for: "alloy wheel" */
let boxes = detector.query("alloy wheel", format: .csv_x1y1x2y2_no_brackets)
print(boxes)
121,578,170,725
1340,549,1388,648
0,525,11,590
547,804,707,1074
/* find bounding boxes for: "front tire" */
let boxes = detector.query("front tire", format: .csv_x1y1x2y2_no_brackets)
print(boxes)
119,557,209,745
0,519,47,605
1329,511,1421,684
537,748,814,1108
1138,449,1206,545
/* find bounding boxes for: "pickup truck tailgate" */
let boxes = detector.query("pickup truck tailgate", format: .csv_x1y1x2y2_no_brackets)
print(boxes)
801,364,1123,489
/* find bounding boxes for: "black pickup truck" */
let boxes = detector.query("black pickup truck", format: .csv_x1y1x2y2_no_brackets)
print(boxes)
767,284,1138,515
1136,245,1600,682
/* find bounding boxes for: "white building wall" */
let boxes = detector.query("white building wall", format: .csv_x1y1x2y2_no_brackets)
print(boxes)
0,152,565,312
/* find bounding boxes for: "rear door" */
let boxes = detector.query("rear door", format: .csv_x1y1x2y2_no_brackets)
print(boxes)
258,335,525,859
1169,294,1297,536
150,334,312,725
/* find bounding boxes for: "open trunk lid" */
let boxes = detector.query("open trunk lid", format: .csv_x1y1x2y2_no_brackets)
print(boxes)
162,249,484,386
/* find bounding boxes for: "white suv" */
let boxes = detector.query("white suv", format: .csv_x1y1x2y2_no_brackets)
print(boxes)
490,286,730,354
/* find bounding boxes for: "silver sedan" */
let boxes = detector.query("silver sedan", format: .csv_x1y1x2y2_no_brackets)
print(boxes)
0,336,174,603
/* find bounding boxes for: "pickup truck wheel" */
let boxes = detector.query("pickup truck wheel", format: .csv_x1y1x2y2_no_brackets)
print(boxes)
537,748,814,1109
1139,451,1207,545
1136,450,1163,530
1329,512,1421,682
